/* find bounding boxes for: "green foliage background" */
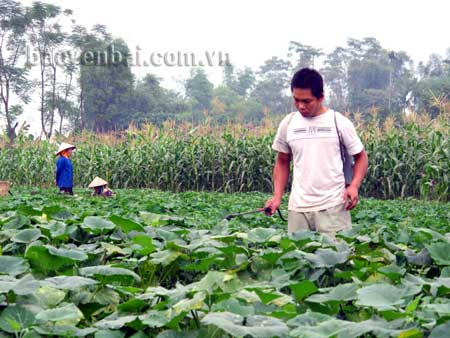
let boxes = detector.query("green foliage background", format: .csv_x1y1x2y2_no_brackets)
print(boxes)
1,115,448,201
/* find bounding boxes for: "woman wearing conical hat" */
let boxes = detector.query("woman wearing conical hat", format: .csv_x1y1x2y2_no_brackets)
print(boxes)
88,177,113,197
55,142,75,195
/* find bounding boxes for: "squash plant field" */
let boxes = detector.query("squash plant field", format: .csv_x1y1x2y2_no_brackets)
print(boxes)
0,189,449,337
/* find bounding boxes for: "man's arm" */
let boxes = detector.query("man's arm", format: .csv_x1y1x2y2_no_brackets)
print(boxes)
344,149,368,210
265,152,291,214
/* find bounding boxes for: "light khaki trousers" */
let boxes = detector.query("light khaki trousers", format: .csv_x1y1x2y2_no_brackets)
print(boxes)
288,203,351,237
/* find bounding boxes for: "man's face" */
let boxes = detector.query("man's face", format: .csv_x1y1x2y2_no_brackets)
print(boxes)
292,88,323,117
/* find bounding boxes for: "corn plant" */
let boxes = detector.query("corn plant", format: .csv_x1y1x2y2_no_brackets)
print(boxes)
0,115,448,200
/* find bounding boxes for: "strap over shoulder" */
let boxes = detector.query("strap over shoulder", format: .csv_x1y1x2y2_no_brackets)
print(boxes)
333,112,354,186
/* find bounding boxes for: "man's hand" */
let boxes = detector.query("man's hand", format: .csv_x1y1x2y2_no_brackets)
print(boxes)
343,185,359,210
344,149,368,211
264,197,282,215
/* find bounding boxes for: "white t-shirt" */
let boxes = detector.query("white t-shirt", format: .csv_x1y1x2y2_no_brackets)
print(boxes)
272,109,364,212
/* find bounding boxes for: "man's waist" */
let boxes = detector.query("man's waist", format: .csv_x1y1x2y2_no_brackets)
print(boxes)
288,196,344,212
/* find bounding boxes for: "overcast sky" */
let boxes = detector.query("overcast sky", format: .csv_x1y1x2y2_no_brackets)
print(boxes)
13,0,450,134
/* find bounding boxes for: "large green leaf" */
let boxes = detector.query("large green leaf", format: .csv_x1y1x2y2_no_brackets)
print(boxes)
150,250,183,266
25,245,61,272
3,215,29,230
117,298,148,313
356,284,404,310
287,311,331,326
131,234,157,255
430,322,450,338
39,221,76,240
306,283,358,303
247,228,278,243
36,303,84,326
287,312,409,338
192,271,236,294
32,286,66,308
155,329,208,338
0,274,39,295
79,265,141,284
0,276,17,293
16,205,42,217
252,289,284,305
91,287,121,305
290,280,318,302
260,248,284,265
172,292,205,314
302,249,349,267
109,215,144,233
201,311,289,338
46,246,88,261
211,298,255,317
414,228,446,241
139,310,170,328
42,206,73,221
21,330,41,338
0,256,29,276
11,229,41,243
378,264,406,282
25,245,87,272
289,317,359,338
426,242,450,265
43,276,98,290
95,330,125,338
0,306,35,333
422,302,450,315
81,216,116,234
127,333,148,338
139,212,184,227
33,325,96,336
12,274,40,295
94,313,138,330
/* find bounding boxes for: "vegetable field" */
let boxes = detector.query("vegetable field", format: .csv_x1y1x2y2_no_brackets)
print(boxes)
0,189,449,337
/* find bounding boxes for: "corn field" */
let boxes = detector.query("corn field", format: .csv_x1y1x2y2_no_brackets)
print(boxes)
0,114,448,201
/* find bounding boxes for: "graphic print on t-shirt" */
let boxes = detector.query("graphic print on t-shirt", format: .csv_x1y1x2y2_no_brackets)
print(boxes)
291,124,335,140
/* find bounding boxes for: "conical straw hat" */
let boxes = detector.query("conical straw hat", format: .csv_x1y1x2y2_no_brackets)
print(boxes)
88,177,108,188
55,142,76,155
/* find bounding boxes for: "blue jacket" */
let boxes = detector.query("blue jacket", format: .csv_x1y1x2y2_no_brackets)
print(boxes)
56,156,73,188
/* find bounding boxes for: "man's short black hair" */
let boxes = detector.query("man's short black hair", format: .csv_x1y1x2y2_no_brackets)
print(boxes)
290,68,324,99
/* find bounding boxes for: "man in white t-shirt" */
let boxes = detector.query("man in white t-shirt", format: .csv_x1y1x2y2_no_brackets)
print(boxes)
265,68,368,236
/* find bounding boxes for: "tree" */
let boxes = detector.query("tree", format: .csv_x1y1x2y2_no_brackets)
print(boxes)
55,59,76,133
251,57,292,116
288,41,323,69
222,64,256,97
415,49,450,116
321,46,349,112
27,1,69,139
386,51,415,114
347,58,390,113
234,67,256,97
131,74,188,125
185,68,213,122
79,37,134,131
344,37,414,119
68,24,109,130
0,0,32,143
223,62,235,89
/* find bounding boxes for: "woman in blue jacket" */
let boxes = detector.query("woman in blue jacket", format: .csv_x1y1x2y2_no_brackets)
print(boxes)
55,142,76,195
